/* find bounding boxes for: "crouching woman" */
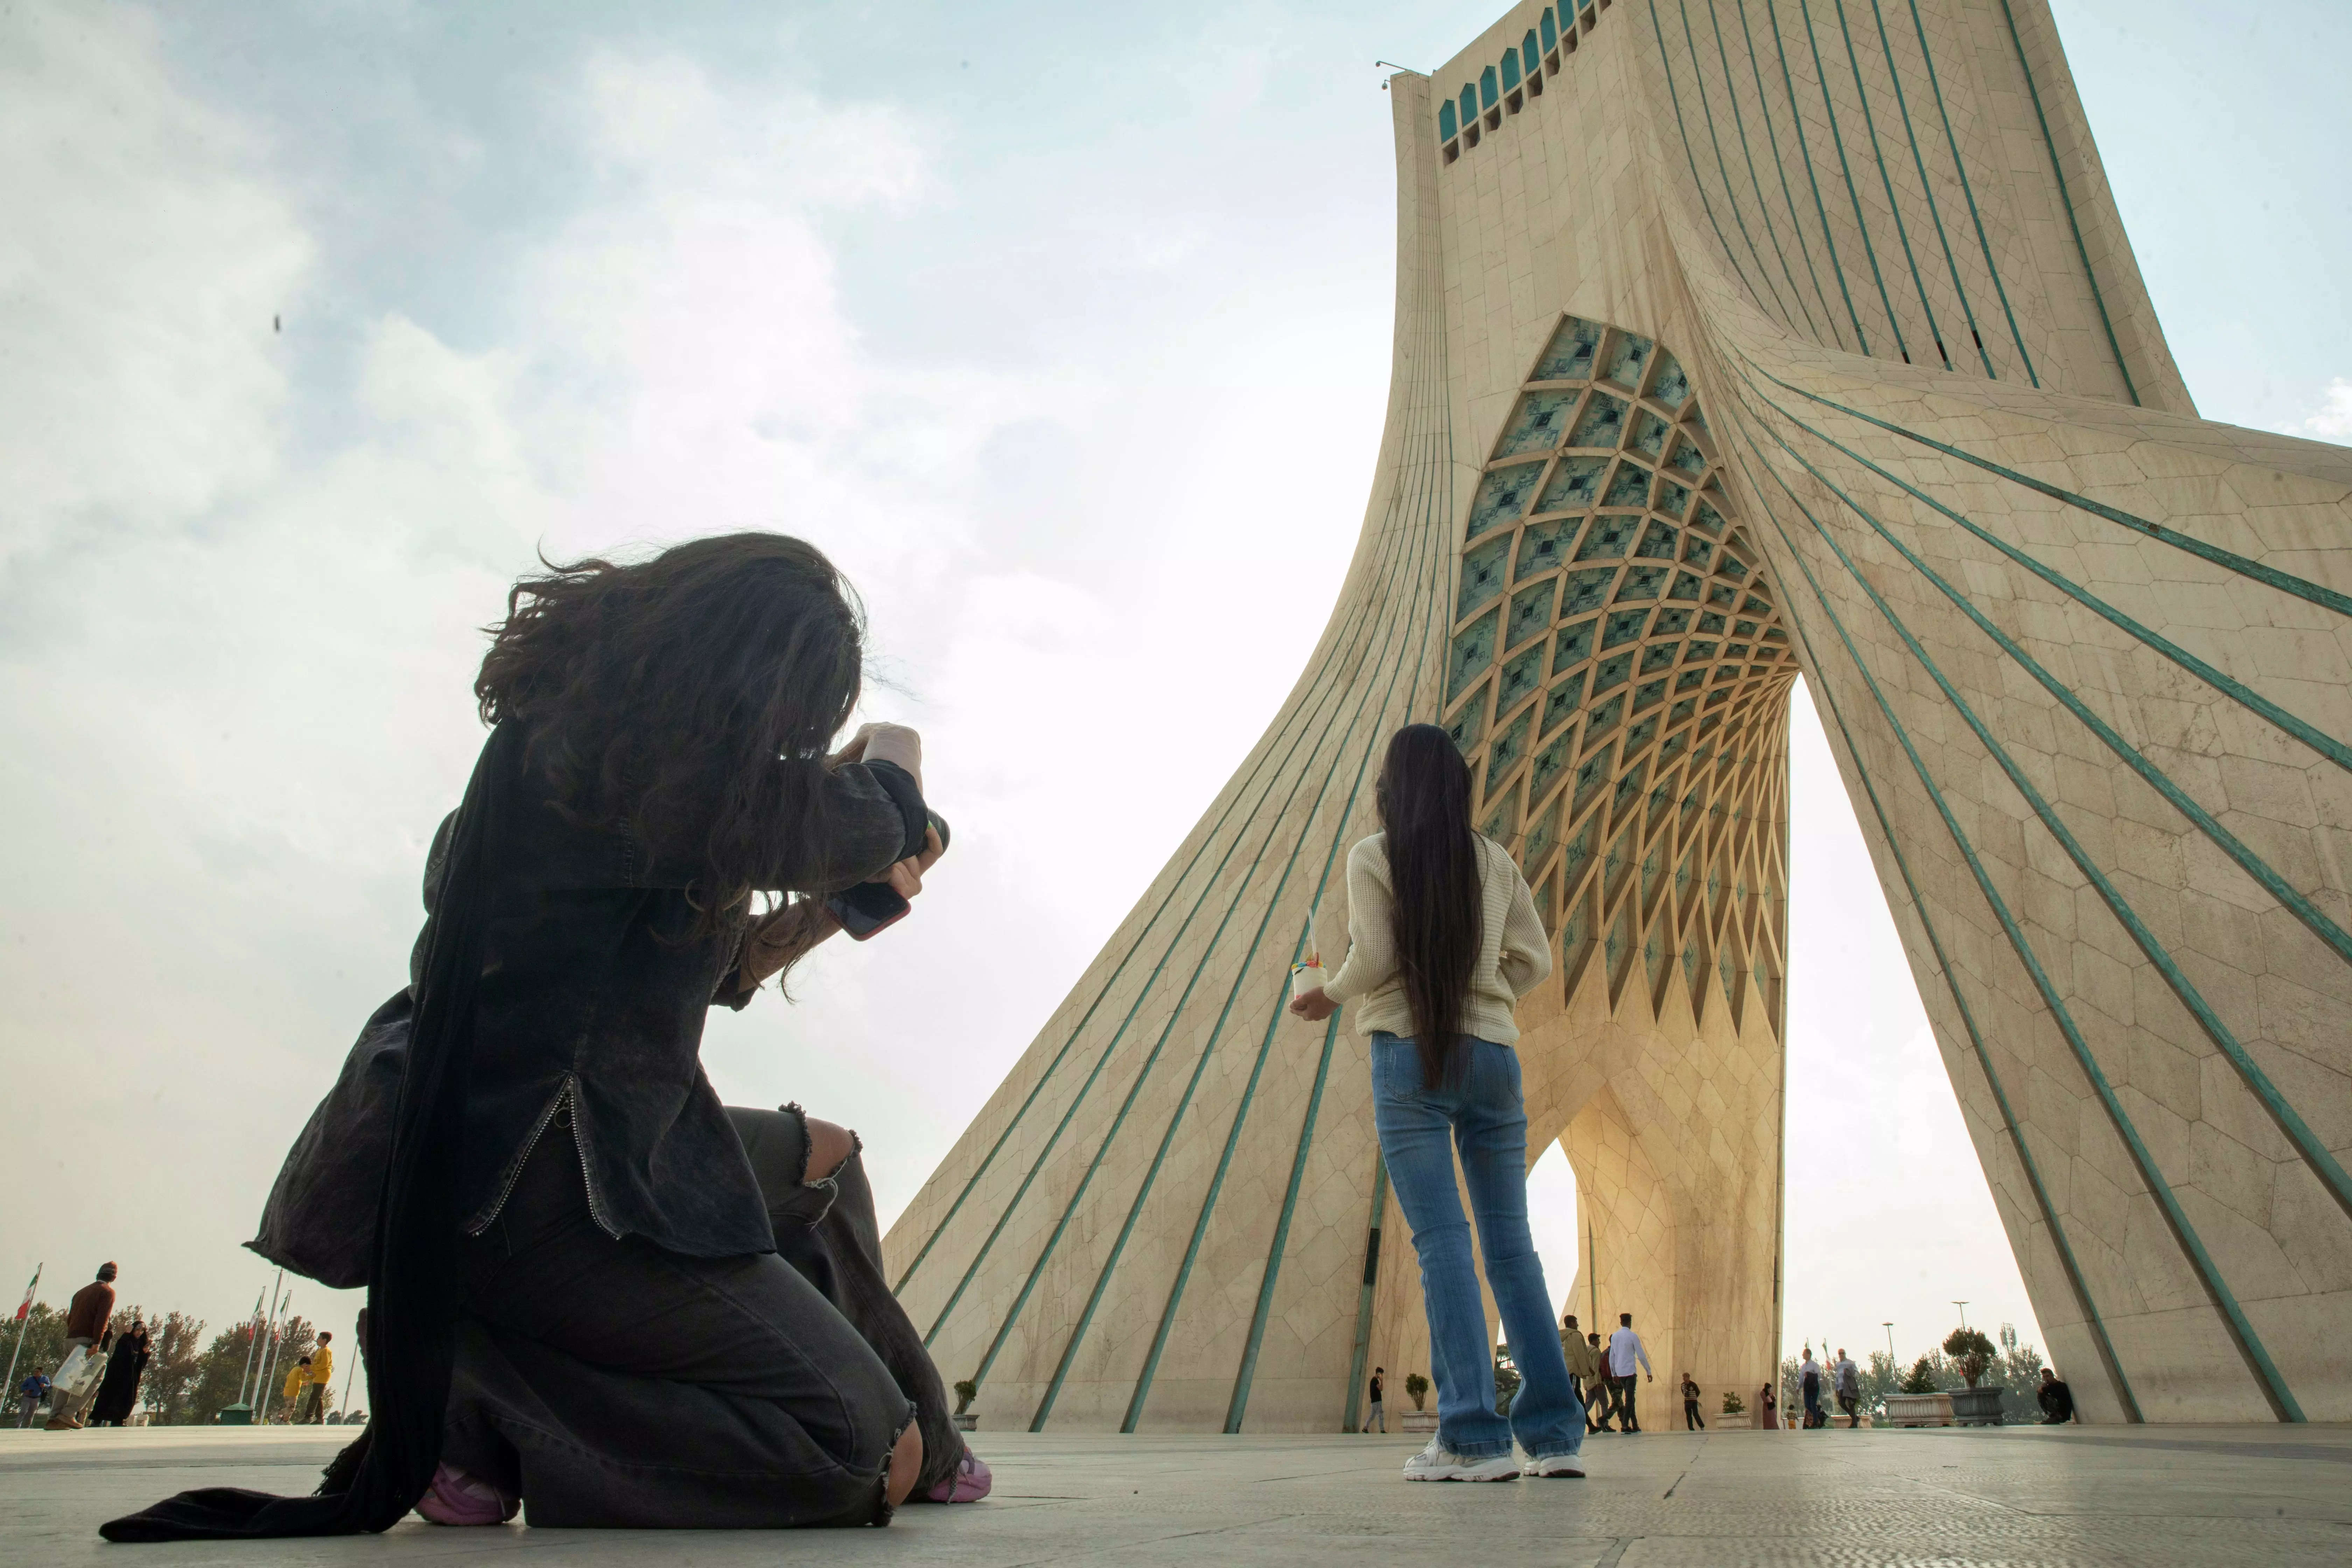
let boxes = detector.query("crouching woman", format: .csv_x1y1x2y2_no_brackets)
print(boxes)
107,534,982,1541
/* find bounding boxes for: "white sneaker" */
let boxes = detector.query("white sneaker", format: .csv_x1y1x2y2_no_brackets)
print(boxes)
1400,1440,1520,1482
1521,1452,1587,1478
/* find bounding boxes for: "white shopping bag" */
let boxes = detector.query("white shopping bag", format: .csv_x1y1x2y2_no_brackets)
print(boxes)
51,1344,94,1399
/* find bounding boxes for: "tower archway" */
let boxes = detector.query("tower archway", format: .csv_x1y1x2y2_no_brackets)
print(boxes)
884,4,2352,1429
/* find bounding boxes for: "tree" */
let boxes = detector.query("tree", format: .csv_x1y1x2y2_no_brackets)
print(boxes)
1857,1349,1902,1418
1942,1326,1997,1388
1720,1389,1746,1416
1404,1372,1430,1410
1990,1323,2046,1423
1899,1356,1939,1395
141,1312,210,1426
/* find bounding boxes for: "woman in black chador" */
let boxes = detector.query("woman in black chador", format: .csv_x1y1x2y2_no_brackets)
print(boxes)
88,1321,150,1427
107,534,986,1541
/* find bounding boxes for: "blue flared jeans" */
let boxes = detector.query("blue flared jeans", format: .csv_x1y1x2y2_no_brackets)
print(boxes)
1371,1032,1584,1461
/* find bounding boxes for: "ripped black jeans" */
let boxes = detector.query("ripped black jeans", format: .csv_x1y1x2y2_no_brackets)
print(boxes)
443,1105,959,1527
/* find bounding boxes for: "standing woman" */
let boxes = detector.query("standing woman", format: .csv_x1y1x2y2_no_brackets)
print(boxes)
88,1320,150,1427
1290,724,1584,1481
108,534,979,1542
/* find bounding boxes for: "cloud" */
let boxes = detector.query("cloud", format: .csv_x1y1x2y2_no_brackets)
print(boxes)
0,1,308,569
2301,378,2352,443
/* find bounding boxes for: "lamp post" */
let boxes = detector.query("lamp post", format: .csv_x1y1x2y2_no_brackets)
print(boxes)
1883,1322,1895,1370
1952,1301,1969,1329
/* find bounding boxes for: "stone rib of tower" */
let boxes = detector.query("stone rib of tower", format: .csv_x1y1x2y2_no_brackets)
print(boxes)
886,0,2352,1429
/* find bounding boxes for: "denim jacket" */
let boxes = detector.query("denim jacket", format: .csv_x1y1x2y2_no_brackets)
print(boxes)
250,736,918,1280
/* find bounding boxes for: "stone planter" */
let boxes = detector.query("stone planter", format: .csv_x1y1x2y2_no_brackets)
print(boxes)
1400,1409,1438,1434
1948,1385,2005,1426
1884,1392,1953,1428
951,1412,978,1433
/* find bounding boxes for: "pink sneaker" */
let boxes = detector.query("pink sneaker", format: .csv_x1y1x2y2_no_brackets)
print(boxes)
923,1449,992,1503
413,1463,519,1526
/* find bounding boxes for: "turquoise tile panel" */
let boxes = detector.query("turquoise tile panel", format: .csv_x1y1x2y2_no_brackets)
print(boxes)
1604,459,1652,510
1447,608,1500,701
1497,639,1547,713
1630,408,1670,460
1576,512,1639,560
1458,533,1510,618
1507,577,1559,649
1515,517,1577,579
1537,454,1608,511
1467,459,1549,539
1567,391,1627,448
1535,316,1602,381
1559,566,1617,616
1604,331,1653,390
1552,616,1597,670
1495,391,1577,456
1650,350,1692,410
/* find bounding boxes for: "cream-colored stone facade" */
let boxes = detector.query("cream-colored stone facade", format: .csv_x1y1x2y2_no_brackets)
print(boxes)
884,0,2352,1430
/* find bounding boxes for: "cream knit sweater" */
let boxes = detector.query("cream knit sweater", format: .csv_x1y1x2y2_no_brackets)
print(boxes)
1319,832,1551,1043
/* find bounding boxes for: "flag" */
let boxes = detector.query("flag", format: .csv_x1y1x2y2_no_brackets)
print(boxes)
13,1264,37,1322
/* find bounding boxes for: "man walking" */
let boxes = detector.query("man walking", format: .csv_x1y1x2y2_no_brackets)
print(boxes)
1559,1313,1599,1420
1362,1366,1386,1433
46,1261,118,1429
1798,1346,1822,1429
1605,1312,1652,1433
1680,1372,1705,1430
298,1332,335,1424
1834,1348,1860,1428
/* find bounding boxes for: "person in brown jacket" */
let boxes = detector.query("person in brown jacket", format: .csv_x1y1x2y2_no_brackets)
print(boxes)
47,1262,118,1429
1558,1312,1601,1412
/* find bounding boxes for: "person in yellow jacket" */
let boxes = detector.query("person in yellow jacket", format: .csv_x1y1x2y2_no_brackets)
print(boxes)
280,1357,312,1423
298,1335,334,1424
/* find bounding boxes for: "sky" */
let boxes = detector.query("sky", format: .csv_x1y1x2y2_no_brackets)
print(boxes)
2,0,2345,1396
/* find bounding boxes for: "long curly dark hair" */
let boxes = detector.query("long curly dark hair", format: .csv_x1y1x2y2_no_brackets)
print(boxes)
475,532,865,926
1376,724,1480,1090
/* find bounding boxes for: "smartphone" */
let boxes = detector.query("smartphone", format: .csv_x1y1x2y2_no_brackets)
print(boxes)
824,811,948,941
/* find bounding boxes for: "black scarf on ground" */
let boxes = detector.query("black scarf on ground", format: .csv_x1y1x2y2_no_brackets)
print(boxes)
102,722,518,1542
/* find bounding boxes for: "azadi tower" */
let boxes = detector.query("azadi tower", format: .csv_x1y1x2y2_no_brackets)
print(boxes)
886,0,2352,1429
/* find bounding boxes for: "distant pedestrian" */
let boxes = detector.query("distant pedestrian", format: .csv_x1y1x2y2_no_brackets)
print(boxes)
298,1332,335,1424
46,1261,119,1429
89,1320,152,1427
1757,1383,1777,1430
2037,1368,2076,1424
1605,1313,1652,1432
17,1368,50,1427
1680,1373,1704,1430
1559,1314,1599,1412
1364,1366,1387,1433
1834,1349,1859,1428
1799,1346,1822,1428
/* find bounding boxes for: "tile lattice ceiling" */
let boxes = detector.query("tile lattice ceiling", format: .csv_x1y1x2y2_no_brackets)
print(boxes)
1446,315,1795,1029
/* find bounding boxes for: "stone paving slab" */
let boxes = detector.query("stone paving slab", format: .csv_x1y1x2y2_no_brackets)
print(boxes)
4,1424,2349,1565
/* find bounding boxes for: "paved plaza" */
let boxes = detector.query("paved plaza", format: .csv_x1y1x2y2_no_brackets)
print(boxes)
4,1424,2347,1565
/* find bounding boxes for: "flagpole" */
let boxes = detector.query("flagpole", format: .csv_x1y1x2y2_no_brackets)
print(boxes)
2,1264,41,1413
257,1292,292,1423
236,1287,265,1408
238,1274,280,1408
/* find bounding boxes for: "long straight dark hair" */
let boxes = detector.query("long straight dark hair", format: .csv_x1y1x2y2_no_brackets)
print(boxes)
1376,724,1481,1090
